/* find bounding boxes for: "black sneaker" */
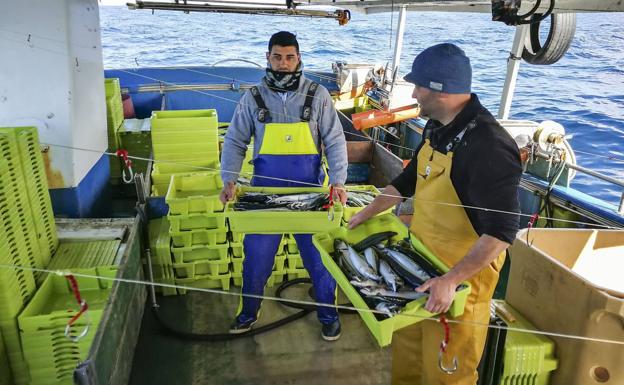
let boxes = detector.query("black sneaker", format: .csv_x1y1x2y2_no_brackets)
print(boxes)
321,320,341,341
229,317,257,334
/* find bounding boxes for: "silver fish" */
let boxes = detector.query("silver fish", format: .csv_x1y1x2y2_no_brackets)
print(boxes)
350,278,380,289
375,301,400,317
384,248,431,285
363,247,379,274
335,240,381,282
361,287,427,301
379,259,402,292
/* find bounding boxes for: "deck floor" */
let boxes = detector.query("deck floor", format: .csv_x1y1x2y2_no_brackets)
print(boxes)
129,283,391,385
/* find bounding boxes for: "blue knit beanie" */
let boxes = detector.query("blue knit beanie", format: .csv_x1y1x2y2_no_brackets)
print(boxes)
404,43,472,94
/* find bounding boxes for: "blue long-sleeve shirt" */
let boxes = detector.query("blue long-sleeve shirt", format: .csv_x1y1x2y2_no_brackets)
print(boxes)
220,76,348,185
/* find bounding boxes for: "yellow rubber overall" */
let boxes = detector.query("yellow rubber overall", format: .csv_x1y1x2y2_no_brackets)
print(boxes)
391,138,505,385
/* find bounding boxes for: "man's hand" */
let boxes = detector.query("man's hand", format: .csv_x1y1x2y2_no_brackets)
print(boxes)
332,183,348,205
348,210,370,230
416,275,458,314
219,181,237,204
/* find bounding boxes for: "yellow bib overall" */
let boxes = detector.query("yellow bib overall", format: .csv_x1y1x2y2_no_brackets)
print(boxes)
391,133,505,385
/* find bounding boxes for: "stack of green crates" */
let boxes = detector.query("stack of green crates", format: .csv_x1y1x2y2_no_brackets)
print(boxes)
150,109,220,196
18,274,112,385
11,127,59,271
116,118,152,178
0,129,46,279
0,160,36,385
148,217,177,296
0,126,60,385
105,78,124,182
494,300,558,385
284,234,309,281
166,172,230,294
230,234,288,288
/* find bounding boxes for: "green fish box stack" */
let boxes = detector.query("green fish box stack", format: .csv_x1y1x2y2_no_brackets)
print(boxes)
166,172,231,294
491,301,558,385
17,274,114,385
150,109,220,196
148,217,177,296
105,78,125,183
1,126,123,385
229,234,290,288
0,126,59,385
116,118,152,179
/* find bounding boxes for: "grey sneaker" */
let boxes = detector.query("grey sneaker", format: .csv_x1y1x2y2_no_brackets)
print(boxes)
321,320,341,341
229,317,257,334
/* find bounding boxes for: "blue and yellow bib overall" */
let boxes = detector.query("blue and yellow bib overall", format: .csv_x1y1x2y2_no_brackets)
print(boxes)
236,83,338,325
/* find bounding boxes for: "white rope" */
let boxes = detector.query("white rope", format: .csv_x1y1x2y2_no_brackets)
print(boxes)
0,263,622,347
42,142,623,229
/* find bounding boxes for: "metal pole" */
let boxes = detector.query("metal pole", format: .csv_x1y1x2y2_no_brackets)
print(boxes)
389,6,407,90
498,25,529,120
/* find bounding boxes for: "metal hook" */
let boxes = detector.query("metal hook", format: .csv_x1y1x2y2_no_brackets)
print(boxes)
438,315,458,375
438,345,459,375
64,301,91,342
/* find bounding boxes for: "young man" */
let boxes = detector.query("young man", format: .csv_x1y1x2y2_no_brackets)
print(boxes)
349,43,522,384
220,31,348,341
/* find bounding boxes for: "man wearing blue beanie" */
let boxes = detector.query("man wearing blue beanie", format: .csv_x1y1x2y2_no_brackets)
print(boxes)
349,43,522,384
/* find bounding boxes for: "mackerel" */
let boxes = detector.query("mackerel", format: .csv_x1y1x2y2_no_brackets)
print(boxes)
335,240,381,282
363,247,379,274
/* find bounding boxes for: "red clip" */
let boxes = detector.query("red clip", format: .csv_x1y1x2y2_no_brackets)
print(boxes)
64,275,90,341
115,149,132,168
116,149,135,183
439,315,450,352
526,213,539,246
528,213,539,228
438,315,458,374
322,185,335,209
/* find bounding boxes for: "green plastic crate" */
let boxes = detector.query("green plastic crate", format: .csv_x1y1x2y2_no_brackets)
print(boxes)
168,212,227,231
0,161,38,302
312,213,471,347
230,254,286,274
151,109,218,132
18,273,112,333
231,270,285,288
104,78,121,98
152,159,220,176
342,184,394,222
286,267,310,280
152,147,219,163
166,172,225,215
116,119,152,178
11,127,58,264
494,301,558,385
170,226,228,248
286,253,304,269
227,187,343,234
172,257,230,278
0,131,45,277
175,272,231,294
170,243,229,263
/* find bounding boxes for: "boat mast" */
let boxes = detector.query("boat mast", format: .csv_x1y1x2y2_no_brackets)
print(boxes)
498,25,529,120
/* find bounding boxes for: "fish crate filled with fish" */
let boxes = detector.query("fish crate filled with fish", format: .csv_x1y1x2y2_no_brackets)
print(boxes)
226,186,343,234
342,184,395,222
312,214,471,347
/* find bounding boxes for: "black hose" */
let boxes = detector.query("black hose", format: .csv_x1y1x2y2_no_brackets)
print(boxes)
151,278,356,342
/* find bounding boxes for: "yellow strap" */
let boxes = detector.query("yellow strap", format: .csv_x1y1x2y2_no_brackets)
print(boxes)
258,122,318,155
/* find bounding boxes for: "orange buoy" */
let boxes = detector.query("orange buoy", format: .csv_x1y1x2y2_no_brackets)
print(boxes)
352,104,420,131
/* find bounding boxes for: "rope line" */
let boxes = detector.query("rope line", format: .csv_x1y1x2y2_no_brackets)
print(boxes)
1,263,622,347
